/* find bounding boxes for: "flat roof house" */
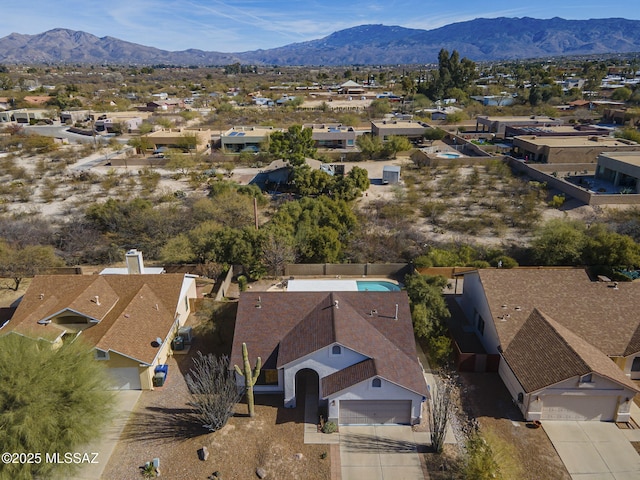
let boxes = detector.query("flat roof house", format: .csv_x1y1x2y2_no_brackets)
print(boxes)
304,123,359,149
220,126,279,153
230,291,428,425
371,119,428,143
595,151,640,193
476,115,562,138
459,268,640,422
512,135,640,164
143,128,212,154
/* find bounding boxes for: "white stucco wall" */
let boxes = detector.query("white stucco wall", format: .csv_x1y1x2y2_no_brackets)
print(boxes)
325,377,424,424
176,275,198,326
503,367,635,421
460,272,501,353
282,343,368,407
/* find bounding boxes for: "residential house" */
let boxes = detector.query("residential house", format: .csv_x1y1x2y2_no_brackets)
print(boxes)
143,128,212,154
0,108,49,123
2,270,197,390
305,123,359,149
595,151,640,193
371,119,428,143
475,115,563,138
338,80,365,95
220,126,279,153
230,291,428,425
459,268,639,421
512,135,640,164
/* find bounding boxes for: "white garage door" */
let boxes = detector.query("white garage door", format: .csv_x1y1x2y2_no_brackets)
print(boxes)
541,395,615,421
108,367,142,390
339,400,411,425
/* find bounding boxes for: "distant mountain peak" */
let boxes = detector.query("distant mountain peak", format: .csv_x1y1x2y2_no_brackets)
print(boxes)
1,17,639,66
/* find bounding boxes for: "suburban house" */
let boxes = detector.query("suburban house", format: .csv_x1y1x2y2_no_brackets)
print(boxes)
370,119,429,143
143,128,213,154
231,291,428,425
0,108,49,123
304,123,360,149
595,151,640,193
1,265,197,390
475,115,562,138
458,268,639,422
512,135,640,164
220,126,279,153
337,80,365,95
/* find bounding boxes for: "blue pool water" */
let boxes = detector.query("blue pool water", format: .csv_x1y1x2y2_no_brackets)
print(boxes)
357,281,401,292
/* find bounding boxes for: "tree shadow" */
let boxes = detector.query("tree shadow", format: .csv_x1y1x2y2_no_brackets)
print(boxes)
340,432,418,453
119,405,213,444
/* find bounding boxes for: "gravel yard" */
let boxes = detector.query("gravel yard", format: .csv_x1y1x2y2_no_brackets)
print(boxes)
101,302,331,480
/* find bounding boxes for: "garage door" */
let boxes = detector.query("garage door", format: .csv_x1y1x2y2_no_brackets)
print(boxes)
339,400,411,425
540,395,615,421
108,367,142,390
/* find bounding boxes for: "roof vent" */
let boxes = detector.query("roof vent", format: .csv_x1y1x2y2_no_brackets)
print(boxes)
334,300,339,309
93,295,100,306
369,309,377,317
394,303,398,320
39,293,45,300
514,306,521,311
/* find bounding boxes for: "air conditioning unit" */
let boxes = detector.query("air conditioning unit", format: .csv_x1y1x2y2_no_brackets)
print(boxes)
178,326,193,344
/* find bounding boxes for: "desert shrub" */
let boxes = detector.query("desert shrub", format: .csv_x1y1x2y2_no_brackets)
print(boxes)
549,193,566,208
322,421,337,434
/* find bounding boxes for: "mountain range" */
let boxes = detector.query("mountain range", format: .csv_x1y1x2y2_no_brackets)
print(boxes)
1,17,639,66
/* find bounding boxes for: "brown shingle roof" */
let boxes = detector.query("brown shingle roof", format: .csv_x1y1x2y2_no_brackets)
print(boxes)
5,274,187,364
503,309,638,393
475,269,640,356
322,359,377,396
232,291,427,397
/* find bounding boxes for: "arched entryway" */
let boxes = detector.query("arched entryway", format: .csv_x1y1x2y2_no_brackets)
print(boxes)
294,368,320,411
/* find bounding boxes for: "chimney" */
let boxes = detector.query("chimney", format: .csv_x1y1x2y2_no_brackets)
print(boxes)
125,249,145,274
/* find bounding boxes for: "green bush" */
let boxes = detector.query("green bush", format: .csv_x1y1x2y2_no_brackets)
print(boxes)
237,275,248,292
322,421,338,434
549,194,565,208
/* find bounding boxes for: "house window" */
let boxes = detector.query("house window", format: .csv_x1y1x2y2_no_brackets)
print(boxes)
256,369,278,386
372,378,382,388
95,349,109,360
332,345,342,355
580,373,593,383
632,357,640,372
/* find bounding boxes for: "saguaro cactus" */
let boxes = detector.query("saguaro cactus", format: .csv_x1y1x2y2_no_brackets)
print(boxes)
234,342,261,417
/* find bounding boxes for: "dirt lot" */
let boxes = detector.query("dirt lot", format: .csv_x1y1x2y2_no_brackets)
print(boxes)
101,300,331,480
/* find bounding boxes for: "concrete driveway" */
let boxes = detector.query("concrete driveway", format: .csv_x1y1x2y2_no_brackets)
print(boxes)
67,390,141,480
339,425,428,480
543,421,640,480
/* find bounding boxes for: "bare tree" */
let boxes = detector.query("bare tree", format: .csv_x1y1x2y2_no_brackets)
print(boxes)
429,375,453,453
261,233,296,277
185,352,241,432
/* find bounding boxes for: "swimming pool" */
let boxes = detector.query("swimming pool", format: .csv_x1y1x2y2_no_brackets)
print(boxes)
357,281,401,291
437,151,463,159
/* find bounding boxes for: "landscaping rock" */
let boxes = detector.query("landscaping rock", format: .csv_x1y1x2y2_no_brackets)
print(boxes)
293,453,304,460
256,467,267,479
198,446,209,461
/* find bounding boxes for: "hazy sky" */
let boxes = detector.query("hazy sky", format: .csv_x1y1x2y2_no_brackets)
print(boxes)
3,1,639,52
